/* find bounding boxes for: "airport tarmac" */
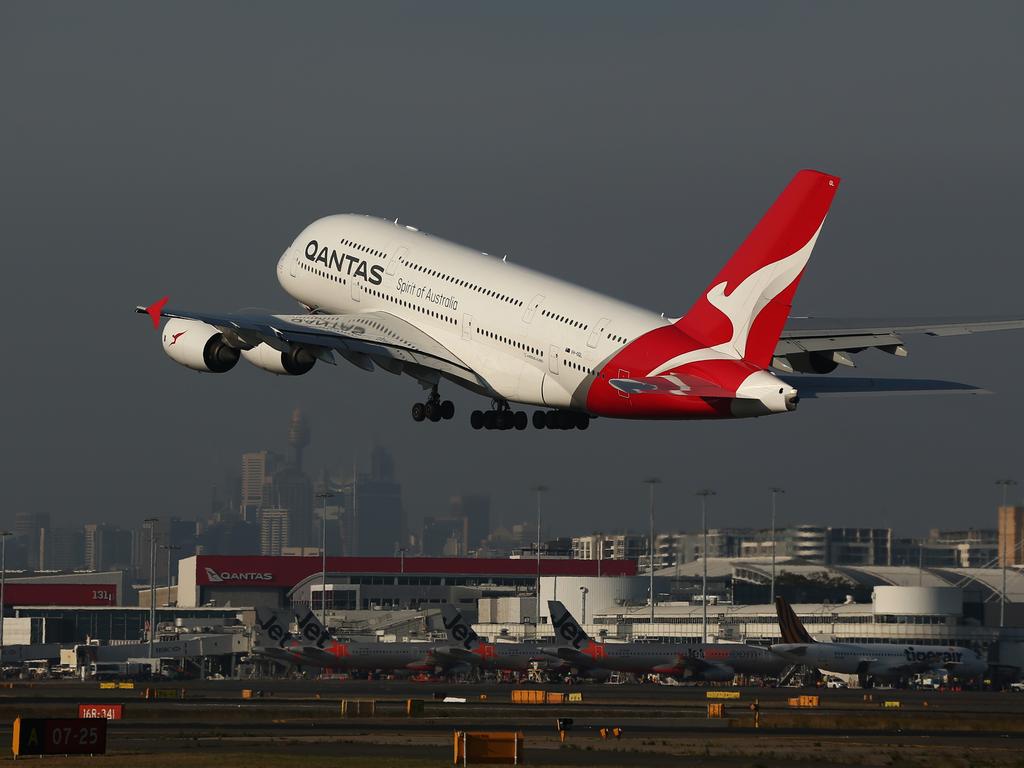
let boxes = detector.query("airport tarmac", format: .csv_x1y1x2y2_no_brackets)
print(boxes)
0,680,1022,766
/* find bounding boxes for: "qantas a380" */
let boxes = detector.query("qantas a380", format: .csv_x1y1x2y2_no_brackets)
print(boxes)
138,170,1023,430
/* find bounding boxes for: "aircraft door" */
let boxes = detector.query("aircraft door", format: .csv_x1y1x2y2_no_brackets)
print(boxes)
290,250,299,278
462,313,475,340
617,369,629,398
387,245,407,277
548,345,561,374
523,294,545,324
351,274,361,302
588,318,611,348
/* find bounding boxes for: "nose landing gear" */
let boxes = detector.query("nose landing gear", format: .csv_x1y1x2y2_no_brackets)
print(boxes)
411,387,455,423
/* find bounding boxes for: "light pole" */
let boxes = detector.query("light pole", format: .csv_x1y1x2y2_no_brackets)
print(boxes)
696,490,716,643
996,479,1017,629
769,488,784,605
144,518,159,659
532,485,548,630
579,586,589,625
316,491,334,626
0,531,10,672
644,478,661,628
161,544,180,607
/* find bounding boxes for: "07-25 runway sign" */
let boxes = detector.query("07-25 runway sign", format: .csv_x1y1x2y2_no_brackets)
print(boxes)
12,717,107,756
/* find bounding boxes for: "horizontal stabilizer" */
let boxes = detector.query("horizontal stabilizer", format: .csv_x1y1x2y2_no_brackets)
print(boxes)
783,376,989,398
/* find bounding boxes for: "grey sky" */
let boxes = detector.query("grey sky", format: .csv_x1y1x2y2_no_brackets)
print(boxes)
3,2,1022,538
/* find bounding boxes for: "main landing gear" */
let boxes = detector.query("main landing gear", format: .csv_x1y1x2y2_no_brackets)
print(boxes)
470,401,528,431
411,387,455,423
533,410,590,430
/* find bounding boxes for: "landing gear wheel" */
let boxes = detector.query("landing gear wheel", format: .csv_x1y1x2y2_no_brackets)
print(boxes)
515,411,528,431
577,413,590,430
411,403,426,422
557,411,574,430
532,411,546,430
425,401,442,422
545,410,558,430
496,411,513,430
483,410,498,430
470,410,484,430
441,400,455,420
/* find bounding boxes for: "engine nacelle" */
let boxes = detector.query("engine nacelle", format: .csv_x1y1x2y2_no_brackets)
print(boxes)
162,318,240,373
241,344,317,376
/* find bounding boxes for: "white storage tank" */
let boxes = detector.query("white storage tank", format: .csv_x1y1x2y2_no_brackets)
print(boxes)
872,586,963,616
538,576,649,624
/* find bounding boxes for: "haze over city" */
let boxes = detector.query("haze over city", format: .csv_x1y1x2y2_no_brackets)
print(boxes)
4,3,1022,538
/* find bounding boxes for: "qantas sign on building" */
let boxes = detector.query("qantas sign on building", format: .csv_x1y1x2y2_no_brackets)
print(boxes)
187,555,636,589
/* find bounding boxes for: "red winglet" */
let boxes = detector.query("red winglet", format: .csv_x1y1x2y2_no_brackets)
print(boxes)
145,296,169,329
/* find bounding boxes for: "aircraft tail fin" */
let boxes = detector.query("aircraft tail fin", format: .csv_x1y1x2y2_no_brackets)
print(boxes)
548,600,591,648
775,596,815,644
440,603,482,650
675,170,840,368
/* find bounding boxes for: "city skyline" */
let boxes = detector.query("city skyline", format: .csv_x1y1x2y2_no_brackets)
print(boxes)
4,4,1022,543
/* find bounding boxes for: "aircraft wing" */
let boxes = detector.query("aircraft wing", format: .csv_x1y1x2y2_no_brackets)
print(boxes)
775,315,1024,372
136,303,488,389
782,376,989,398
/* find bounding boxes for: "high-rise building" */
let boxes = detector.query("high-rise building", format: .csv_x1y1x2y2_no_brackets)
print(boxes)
998,506,1024,566
84,524,133,571
571,533,646,562
38,527,83,571
259,508,291,556
13,511,50,570
450,495,491,553
240,450,276,522
421,517,465,556
332,447,405,556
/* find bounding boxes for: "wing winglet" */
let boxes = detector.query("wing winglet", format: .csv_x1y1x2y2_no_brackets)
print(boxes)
138,296,169,330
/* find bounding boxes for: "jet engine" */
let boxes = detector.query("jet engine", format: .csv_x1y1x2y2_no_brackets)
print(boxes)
161,318,240,373
241,343,317,376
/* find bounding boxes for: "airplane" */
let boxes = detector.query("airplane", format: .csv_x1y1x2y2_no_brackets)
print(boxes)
771,596,987,688
137,169,1024,430
439,603,565,675
253,610,475,676
547,601,785,682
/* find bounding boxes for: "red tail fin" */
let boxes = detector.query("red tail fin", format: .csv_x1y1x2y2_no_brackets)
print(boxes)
676,170,840,368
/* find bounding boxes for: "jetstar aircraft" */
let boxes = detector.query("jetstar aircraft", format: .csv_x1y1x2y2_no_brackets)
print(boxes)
439,604,564,674
137,170,1023,430
547,601,785,682
771,597,987,687
252,610,475,675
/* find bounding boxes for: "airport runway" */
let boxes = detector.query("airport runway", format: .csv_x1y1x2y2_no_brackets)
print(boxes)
1,680,1022,766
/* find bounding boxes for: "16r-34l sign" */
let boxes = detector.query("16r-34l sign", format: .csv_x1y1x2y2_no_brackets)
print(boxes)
12,717,107,756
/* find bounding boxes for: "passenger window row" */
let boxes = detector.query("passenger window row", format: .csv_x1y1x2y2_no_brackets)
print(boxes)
476,327,543,357
303,261,347,285
341,238,385,259
564,358,608,379
541,309,589,331
607,333,628,344
401,257,524,307
365,287,458,326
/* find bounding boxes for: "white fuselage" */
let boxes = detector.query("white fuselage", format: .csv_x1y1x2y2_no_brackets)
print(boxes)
277,214,668,408
771,642,987,681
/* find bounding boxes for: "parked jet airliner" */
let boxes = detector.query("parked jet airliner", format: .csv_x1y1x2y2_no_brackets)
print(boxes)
138,170,1023,430
771,597,986,687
